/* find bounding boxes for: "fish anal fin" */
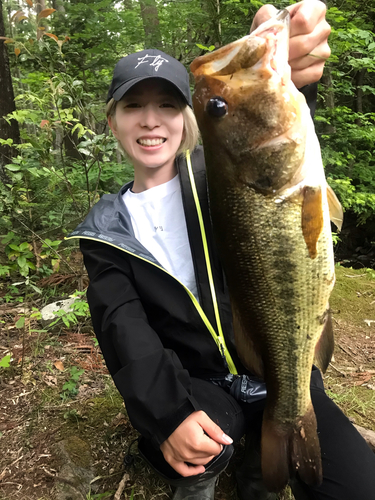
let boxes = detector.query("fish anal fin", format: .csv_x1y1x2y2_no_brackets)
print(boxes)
291,405,323,487
261,418,291,492
314,308,334,373
302,186,324,260
232,302,264,377
261,405,322,493
327,184,343,231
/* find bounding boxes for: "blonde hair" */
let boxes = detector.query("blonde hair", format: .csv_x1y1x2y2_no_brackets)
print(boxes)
106,90,200,157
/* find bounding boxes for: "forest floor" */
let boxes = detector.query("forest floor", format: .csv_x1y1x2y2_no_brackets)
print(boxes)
0,265,374,500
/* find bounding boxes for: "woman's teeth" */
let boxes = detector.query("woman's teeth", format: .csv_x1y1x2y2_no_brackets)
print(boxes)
138,138,166,146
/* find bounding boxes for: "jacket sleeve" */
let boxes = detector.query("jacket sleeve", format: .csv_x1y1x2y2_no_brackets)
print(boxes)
299,82,318,118
80,239,202,448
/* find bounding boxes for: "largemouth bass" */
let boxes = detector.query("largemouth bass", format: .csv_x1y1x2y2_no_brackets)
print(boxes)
191,10,343,493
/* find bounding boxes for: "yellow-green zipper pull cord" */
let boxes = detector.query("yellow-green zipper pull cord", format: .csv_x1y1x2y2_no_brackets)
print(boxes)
185,150,237,375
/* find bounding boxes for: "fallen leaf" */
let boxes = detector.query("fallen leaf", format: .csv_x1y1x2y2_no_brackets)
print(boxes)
54,360,64,371
44,375,58,387
364,319,375,327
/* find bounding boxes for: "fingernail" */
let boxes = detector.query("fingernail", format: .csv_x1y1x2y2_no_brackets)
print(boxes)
222,433,233,444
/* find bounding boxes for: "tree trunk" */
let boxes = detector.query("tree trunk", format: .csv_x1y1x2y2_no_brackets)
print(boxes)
139,0,162,50
355,68,366,123
0,0,20,181
320,66,335,134
35,0,46,16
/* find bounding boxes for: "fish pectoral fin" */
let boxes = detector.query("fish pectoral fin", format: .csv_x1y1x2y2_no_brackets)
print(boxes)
302,186,324,260
232,303,264,377
261,405,323,493
314,308,334,373
327,184,343,231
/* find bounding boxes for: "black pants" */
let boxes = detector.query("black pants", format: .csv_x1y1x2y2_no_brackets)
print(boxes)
140,370,375,500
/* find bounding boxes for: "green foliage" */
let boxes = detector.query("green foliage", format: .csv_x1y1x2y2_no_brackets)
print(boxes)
49,290,90,329
0,354,12,369
61,366,85,400
0,0,374,288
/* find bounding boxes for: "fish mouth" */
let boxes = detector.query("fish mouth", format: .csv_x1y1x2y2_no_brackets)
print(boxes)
191,9,290,85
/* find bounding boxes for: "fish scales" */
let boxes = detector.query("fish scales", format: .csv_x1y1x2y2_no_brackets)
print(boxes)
213,185,333,416
191,9,342,493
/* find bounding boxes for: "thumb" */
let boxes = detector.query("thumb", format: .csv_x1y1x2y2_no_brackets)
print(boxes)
197,412,233,445
250,4,278,33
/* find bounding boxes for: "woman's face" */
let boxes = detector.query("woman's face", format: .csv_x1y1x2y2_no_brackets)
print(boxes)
109,79,184,173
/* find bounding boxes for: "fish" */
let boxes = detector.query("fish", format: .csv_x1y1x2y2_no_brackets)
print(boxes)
190,10,343,493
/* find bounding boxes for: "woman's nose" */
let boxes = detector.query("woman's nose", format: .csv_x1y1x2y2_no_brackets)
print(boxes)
140,105,160,129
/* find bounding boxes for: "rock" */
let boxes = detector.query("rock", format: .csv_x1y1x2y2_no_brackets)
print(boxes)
40,298,78,326
53,436,96,500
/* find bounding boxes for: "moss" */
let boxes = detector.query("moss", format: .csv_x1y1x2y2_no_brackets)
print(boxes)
83,389,124,429
326,384,375,430
331,265,375,328
61,435,92,468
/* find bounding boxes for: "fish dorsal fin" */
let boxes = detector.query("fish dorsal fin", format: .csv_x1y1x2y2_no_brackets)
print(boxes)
314,308,334,373
327,184,343,231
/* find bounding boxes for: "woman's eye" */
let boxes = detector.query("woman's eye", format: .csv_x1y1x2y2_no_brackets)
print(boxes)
125,103,141,108
206,97,228,118
160,103,175,108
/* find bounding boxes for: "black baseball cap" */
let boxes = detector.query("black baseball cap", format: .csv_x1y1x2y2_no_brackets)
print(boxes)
106,49,193,108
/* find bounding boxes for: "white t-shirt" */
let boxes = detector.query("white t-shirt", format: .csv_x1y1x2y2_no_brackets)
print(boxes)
122,175,199,301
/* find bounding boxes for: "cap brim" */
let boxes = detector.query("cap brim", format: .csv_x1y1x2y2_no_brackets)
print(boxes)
111,76,192,108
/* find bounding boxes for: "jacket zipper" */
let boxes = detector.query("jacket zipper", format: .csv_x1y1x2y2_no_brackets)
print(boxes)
66,234,237,374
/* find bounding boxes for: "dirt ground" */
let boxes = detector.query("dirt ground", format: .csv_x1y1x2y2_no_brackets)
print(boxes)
0,265,374,500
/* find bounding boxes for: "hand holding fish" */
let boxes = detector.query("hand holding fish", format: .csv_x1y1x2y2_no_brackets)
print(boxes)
160,410,232,476
251,0,331,88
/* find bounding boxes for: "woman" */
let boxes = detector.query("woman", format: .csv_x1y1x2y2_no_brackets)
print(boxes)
68,2,375,499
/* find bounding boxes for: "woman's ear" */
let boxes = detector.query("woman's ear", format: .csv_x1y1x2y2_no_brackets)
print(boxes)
108,115,119,139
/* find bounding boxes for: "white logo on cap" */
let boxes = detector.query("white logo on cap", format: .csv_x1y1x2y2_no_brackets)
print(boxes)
135,54,169,72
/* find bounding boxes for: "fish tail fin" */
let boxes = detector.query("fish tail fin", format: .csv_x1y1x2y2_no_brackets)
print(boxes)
261,405,322,492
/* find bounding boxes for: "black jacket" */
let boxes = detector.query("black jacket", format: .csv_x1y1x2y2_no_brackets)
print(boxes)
67,85,317,448
67,147,247,448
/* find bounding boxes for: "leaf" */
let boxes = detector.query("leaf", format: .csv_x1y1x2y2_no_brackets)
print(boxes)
26,0,33,6
16,316,25,329
11,10,23,22
0,36,14,42
19,242,30,251
29,284,42,294
54,360,64,371
0,355,11,368
44,33,58,42
17,256,26,268
5,164,20,171
37,8,56,20
15,15,28,23
40,119,49,128
15,47,20,57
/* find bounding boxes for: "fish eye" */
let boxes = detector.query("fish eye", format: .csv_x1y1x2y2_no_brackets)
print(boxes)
206,97,228,118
